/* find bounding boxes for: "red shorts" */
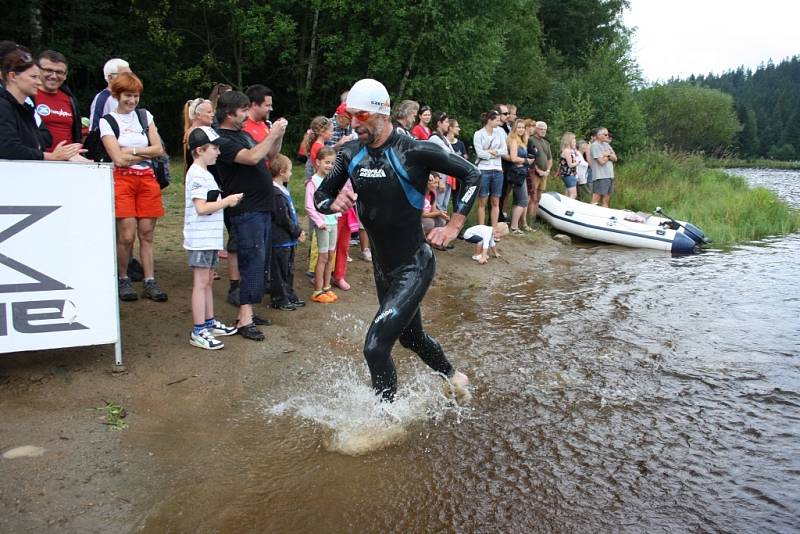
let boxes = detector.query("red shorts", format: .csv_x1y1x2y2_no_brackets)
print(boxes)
113,166,164,219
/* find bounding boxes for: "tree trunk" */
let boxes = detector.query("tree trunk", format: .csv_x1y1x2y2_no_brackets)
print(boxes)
29,0,42,49
398,13,428,97
304,8,320,95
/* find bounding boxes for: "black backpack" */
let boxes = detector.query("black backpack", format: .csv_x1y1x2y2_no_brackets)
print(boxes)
84,109,170,189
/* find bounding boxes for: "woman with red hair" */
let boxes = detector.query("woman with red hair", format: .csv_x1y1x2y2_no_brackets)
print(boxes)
100,72,168,303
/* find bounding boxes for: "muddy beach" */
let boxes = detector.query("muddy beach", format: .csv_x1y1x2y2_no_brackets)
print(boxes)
0,220,560,532
3,168,799,533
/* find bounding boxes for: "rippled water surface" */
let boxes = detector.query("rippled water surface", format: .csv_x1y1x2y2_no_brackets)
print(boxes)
145,169,799,532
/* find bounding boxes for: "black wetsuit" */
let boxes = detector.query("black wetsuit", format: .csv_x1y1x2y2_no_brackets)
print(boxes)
315,130,481,400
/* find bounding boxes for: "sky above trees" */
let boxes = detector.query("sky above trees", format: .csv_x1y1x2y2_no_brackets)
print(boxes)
624,0,799,82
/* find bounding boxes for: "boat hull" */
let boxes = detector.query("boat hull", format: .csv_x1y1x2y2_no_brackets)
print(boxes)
537,192,701,253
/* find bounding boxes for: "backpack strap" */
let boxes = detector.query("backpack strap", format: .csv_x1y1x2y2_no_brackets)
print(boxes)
102,113,120,138
136,108,151,147
90,89,112,131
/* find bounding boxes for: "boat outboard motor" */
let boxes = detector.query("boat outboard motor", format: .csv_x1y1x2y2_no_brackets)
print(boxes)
681,222,710,245
655,207,711,245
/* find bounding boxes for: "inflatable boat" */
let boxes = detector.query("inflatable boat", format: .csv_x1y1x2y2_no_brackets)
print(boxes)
537,192,709,253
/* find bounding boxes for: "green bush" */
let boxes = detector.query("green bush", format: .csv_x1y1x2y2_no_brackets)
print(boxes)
637,84,741,155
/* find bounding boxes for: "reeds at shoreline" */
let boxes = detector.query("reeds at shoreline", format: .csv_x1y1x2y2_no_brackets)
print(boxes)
613,151,800,245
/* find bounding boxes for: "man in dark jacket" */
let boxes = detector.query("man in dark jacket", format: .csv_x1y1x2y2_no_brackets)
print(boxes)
34,50,82,150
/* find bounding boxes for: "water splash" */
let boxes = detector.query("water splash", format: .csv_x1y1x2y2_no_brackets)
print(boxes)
268,359,470,456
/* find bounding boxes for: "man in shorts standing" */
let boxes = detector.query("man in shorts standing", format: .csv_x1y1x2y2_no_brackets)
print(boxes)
527,121,552,220
590,127,617,207
213,91,287,341
223,84,282,307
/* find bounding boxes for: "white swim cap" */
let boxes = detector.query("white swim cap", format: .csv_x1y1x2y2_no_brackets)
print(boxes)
346,79,391,115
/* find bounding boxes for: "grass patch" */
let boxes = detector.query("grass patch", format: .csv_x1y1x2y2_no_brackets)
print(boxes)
610,150,800,245
99,401,128,430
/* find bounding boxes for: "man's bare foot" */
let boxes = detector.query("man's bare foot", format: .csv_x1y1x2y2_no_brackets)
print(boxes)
447,371,472,404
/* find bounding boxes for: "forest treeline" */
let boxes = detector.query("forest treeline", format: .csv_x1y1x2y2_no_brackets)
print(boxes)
2,0,642,153
686,56,800,160
3,0,795,161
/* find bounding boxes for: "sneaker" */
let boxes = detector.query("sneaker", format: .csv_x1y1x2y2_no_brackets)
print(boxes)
252,314,272,326
118,277,138,302
190,329,224,350
227,286,240,307
271,302,297,311
347,255,353,263
311,291,335,304
207,320,237,337
289,298,306,307
360,248,373,262
237,323,265,341
143,279,168,302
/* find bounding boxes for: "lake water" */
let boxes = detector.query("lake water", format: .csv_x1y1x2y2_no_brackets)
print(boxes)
143,168,799,532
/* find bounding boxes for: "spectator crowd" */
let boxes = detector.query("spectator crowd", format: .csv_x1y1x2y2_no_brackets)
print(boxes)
0,41,618,351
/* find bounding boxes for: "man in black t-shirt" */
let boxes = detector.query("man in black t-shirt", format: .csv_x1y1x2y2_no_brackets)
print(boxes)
213,91,287,341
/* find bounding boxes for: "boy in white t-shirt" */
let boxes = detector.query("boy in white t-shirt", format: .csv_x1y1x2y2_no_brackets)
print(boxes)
462,222,508,264
184,127,243,350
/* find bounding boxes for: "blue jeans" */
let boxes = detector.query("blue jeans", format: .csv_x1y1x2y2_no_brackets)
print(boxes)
436,182,452,212
479,169,503,198
231,211,272,306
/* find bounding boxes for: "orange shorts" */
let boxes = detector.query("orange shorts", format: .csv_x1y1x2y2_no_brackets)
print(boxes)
113,166,164,219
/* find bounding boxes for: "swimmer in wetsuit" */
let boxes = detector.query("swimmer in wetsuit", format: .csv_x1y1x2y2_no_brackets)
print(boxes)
314,79,481,401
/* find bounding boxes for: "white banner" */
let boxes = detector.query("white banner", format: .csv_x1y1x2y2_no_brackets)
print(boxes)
0,161,120,354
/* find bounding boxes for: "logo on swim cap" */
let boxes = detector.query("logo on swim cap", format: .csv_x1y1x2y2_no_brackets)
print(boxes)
347,79,391,115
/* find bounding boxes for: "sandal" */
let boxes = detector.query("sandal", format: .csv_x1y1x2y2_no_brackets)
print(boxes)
311,291,335,303
237,323,265,341
510,228,524,235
